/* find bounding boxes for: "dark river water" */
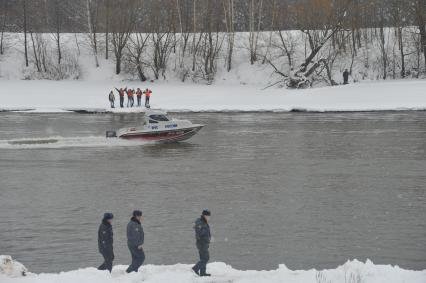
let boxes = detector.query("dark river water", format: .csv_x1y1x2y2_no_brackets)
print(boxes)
0,111,425,273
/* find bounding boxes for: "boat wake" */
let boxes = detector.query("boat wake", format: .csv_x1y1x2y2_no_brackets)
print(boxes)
0,136,147,149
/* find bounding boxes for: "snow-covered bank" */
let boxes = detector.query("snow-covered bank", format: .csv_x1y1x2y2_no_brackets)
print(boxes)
1,256,425,283
1,80,426,113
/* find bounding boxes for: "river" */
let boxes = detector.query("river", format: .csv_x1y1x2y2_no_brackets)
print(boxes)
0,111,425,273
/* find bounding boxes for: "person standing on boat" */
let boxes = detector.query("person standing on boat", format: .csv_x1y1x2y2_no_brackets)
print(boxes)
115,87,125,108
143,88,152,108
126,210,145,273
136,88,142,107
192,209,212,277
108,91,115,108
98,212,114,272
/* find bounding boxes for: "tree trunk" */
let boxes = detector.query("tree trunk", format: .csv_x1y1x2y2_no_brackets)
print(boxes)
192,0,197,72
86,0,99,67
30,32,41,72
105,0,110,60
379,26,387,79
398,27,405,78
23,0,28,67
0,0,7,55
115,55,121,74
54,0,61,65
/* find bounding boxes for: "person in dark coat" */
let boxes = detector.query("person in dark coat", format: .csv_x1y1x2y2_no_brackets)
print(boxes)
343,69,349,85
115,87,126,108
108,91,115,108
98,212,114,272
126,210,145,273
192,209,212,277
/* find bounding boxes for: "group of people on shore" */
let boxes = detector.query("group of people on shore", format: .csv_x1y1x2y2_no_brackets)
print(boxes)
98,209,212,277
108,88,152,109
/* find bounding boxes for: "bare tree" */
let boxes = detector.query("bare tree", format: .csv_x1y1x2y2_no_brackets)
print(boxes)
30,32,49,73
413,0,426,71
105,0,111,60
377,3,388,80
47,0,63,65
86,0,100,67
191,0,200,72
390,0,407,77
23,0,29,67
197,0,224,82
262,0,277,64
223,0,235,71
0,0,8,55
127,33,149,81
248,0,263,64
151,32,173,79
268,30,297,73
286,0,353,88
111,0,137,74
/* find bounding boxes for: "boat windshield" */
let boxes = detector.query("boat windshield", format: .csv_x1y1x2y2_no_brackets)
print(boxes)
149,114,170,122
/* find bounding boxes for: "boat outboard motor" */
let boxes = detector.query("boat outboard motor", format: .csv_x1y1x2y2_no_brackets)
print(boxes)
106,131,117,138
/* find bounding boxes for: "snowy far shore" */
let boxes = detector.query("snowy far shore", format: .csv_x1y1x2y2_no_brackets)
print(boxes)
0,79,426,113
1,255,426,283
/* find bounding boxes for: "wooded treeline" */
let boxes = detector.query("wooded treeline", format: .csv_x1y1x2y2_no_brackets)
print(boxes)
0,0,425,87
0,0,424,32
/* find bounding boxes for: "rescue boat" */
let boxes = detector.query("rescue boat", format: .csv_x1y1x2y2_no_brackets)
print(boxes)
106,109,204,143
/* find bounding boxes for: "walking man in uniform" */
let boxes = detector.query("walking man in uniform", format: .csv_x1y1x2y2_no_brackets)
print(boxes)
126,210,145,273
98,212,114,272
192,209,212,277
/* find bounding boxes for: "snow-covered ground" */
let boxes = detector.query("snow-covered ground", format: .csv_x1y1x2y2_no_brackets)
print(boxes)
0,79,425,113
1,31,425,113
1,255,425,283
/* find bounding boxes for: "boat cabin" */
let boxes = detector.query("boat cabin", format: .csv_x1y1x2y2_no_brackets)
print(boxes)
144,110,171,125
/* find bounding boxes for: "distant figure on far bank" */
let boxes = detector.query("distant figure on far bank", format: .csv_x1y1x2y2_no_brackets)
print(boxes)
192,209,212,277
143,88,152,108
126,210,145,273
108,91,115,108
98,212,114,272
343,69,349,85
136,88,143,107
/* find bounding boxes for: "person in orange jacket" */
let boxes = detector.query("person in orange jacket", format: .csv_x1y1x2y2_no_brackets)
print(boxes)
143,88,152,108
127,89,134,108
136,88,143,107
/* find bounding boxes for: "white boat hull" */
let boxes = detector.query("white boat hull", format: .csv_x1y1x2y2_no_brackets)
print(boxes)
118,125,203,143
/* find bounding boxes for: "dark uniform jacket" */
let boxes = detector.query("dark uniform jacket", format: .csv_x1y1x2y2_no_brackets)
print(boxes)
127,217,144,250
98,220,113,255
194,217,211,249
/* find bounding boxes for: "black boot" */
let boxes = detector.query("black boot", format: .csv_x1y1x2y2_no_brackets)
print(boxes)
192,266,200,275
200,273,211,277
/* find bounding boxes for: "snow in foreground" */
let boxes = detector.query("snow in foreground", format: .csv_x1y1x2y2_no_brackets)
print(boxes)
1,80,426,113
1,255,426,283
